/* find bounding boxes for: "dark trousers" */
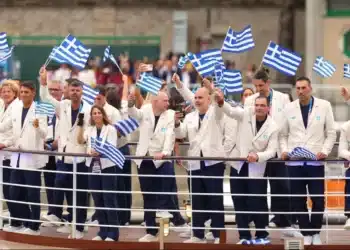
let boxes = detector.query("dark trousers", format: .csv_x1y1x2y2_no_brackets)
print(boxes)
265,160,293,227
10,168,42,231
44,156,56,215
52,161,88,232
119,145,132,223
3,159,22,227
138,160,168,236
230,163,269,240
190,162,225,239
89,166,119,240
114,166,127,225
157,161,185,226
345,168,350,218
289,164,325,236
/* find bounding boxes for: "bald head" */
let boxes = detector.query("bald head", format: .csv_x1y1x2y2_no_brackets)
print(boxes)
152,91,169,113
194,87,210,114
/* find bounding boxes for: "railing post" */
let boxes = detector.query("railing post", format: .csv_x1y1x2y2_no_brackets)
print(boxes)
72,157,77,239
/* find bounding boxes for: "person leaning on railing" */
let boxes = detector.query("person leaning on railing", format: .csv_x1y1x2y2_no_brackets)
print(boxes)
279,76,336,246
77,105,120,242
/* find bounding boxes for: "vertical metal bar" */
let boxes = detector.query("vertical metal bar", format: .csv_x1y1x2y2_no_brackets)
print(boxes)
325,177,329,244
72,157,77,238
0,155,4,229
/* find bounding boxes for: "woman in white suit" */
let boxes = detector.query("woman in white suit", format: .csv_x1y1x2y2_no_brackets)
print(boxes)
0,81,21,232
77,105,119,241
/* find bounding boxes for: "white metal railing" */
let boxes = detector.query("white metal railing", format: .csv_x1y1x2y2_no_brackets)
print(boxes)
0,148,349,245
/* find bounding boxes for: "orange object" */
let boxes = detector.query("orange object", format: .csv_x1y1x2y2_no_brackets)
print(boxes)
307,179,345,209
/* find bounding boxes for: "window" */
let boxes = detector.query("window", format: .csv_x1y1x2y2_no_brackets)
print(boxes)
343,30,350,58
327,0,350,16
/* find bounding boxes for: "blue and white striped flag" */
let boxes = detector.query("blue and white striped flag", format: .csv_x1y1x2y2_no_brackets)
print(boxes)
91,137,125,169
312,56,336,78
0,46,14,63
50,34,91,70
288,147,317,160
219,70,243,94
214,63,225,83
187,49,225,77
82,84,99,105
344,64,350,79
262,41,302,76
35,102,55,118
49,46,68,64
0,32,9,51
221,25,255,53
178,56,188,69
103,46,118,66
136,73,162,96
114,118,140,137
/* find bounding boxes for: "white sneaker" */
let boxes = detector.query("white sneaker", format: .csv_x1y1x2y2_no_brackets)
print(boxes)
214,238,220,244
140,221,146,226
68,230,84,239
156,211,173,219
20,228,40,236
268,221,277,228
41,221,59,227
92,236,103,241
183,237,206,243
281,227,303,238
57,224,71,234
237,239,251,244
105,237,114,241
304,236,312,246
344,218,350,230
138,234,158,242
179,231,191,238
204,219,211,228
171,223,190,233
205,232,215,241
45,214,61,223
249,221,255,227
3,225,23,232
312,234,322,245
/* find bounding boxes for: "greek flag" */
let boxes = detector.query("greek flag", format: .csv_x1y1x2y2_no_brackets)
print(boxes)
136,73,162,96
178,56,188,69
262,41,302,76
35,102,55,118
214,63,225,83
288,147,317,160
312,56,336,78
114,118,140,137
187,49,225,77
0,32,9,51
219,70,243,94
103,46,118,66
0,46,14,63
91,137,125,169
49,46,67,64
344,64,350,79
50,34,91,70
221,25,255,53
82,84,99,105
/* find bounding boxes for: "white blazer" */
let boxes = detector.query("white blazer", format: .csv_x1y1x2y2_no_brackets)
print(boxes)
40,85,91,164
338,121,350,160
222,114,240,168
84,124,118,169
0,101,48,169
279,97,336,160
103,102,128,148
128,103,175,168
0,99,18,160
175,102,225,171
245,90,290,156
222,102,278,177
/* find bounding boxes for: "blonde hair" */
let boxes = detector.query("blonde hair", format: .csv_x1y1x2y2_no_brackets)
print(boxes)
1,80,20,97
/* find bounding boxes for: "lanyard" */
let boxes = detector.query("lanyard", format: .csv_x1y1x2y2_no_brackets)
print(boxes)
267,89,273,105
307,97,313,116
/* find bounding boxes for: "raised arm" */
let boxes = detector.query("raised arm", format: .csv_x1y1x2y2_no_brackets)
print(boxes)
39,67,61,110
173,73,194,103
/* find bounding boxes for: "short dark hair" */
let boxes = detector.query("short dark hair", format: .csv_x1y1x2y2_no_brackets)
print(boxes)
255,94,270,106
20,81,36,91
254,67,270,83
296,76,311,85
65,78,83,87
241,87,254,98
95,85,106,96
